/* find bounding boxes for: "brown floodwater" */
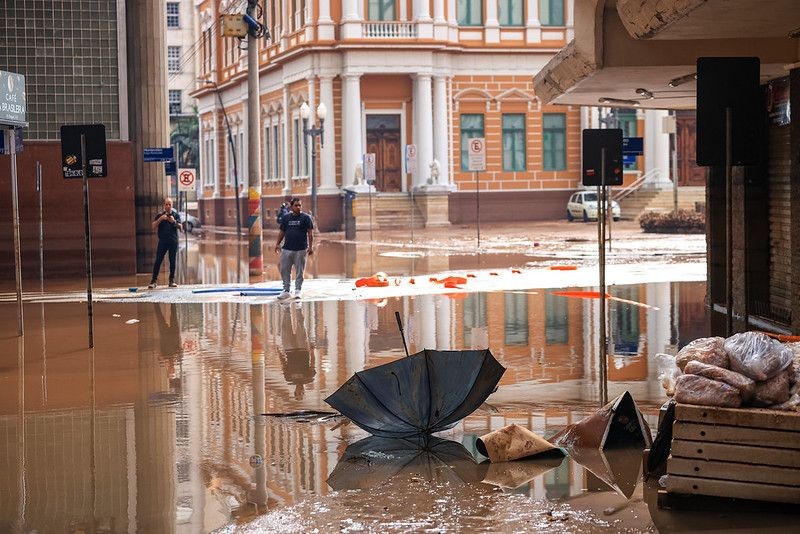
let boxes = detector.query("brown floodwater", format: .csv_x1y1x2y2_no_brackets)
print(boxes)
1,236,796,532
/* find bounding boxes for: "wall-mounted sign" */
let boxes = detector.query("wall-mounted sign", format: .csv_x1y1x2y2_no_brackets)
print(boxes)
766,77,790,126
60,124,108,179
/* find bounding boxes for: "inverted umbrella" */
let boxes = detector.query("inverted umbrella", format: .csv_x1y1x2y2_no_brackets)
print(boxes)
325,349,505,438
327,435,488,490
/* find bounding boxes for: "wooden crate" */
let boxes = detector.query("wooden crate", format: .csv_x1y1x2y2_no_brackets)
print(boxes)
666,403,800,504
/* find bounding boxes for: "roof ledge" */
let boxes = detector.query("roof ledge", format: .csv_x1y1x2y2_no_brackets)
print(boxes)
616,0,708,39
533,42,599,105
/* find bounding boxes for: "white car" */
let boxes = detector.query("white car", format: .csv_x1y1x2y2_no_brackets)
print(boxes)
566,191,621,222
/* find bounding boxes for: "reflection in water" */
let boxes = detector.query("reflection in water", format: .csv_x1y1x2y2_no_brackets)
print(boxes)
1,281,722,532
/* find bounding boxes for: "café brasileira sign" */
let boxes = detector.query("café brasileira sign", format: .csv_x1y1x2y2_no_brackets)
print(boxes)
0,70,27,128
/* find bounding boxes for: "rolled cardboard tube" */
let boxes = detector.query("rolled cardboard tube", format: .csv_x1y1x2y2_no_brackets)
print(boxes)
476,424,561,463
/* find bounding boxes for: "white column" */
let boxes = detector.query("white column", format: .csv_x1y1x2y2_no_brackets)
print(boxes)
344,301,367,374
323,300,339,390
319,75,338,193
342,0,362,39
414,0,433,38
485,0,500,43
525,0,541,43
281,0,290,48
435,296,452,349
282,86,291,194
566,0,575,40
432,75,449,186
317,0,334,39
342,73,363,188
448,76,456,189
447,0,458,41
413,74,434,188
416,296,437,350
644,109,671,185
433,0,447,39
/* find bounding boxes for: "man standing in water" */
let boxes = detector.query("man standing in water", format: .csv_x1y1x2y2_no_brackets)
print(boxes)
148,197,182,289
274,198,314,300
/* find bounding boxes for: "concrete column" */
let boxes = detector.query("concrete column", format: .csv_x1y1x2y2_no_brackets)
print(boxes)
317,0,334,40
282,86,291,194
319,75,338,193
342,73,363,188
281,0,290,48
433,0,447,39
416,296,437,350
323,301,339,389
566,0,575,40
342,0,362,39
126,0,170,272
432,75,449,186
526,0,541,43
644,109,671,185
344,301,367,374
485,0,500,43
414,0,433,38
413,74,433,188
435,296,452,349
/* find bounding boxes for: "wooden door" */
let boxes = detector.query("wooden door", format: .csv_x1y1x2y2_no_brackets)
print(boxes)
676,110,708,186
366,115,402,192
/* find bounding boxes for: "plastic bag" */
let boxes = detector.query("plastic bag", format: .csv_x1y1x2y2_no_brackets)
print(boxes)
655,353,681,397
683,360,755,402
752,369,792,406
675,337,728,371
674,374,742,408
771,393,800,412
723,332,794,381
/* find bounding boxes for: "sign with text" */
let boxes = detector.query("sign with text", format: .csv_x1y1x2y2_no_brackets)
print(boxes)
467,137,486,171
364,153,376,183
165,160,177,176
405,144,417,174
0,70,27,127
0,129,23,154
177,168,197,191
622,137,643,155
60,124,108,179
582,128,623,186
144,147,174,162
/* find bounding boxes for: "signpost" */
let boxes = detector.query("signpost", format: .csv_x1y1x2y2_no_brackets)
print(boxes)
60,124,108,348
143,147,174,162
405,144,417,241
467,137,486,248
177,168,196,281
1,70,27,337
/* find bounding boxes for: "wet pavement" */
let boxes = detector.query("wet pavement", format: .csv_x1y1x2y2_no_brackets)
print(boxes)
1,222,797,532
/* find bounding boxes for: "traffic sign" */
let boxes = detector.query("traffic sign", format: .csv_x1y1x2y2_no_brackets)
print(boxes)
582,129,623,186
177,168,197,191
144,147,174,162
364,153,376,183
467,137,486,171
165,160,177,176
405,144,417,174
60,124,108,179
622,137,643,155
0,70,27,128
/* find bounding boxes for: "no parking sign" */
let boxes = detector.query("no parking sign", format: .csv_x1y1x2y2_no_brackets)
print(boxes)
177,168,196,191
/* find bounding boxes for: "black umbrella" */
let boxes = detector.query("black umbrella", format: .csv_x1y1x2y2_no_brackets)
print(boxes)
327,435,488,490
325,347,505,438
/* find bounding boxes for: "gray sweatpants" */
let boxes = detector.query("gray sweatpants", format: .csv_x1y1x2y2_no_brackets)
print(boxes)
279,249,308,292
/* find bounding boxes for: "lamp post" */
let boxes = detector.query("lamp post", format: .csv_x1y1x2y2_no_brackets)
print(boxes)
300,101,327,221
199,78,241,236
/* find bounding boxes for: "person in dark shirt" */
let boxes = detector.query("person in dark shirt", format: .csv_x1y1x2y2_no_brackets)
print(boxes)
148,197,182,289
279,304,315,400
273,197,314,299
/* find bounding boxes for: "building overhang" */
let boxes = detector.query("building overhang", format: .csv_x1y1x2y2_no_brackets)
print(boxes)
534,0,800,110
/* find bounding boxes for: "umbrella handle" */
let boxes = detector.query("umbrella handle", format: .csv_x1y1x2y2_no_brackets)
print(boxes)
395,311,410,358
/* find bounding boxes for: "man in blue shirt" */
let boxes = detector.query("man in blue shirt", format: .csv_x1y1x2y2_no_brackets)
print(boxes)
273,198,314,299
148,197,182,289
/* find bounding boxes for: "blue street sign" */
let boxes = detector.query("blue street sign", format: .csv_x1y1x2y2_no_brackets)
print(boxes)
622,137,643,155
0,129,23,154
165,160,177,176
144,147,174,162
623,153,637,166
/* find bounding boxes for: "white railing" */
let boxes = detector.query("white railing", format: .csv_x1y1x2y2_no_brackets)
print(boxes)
362,21,417,38
612,168,661,202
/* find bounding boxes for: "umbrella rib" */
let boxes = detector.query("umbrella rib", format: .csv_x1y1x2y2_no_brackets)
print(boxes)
353,371,422,433
424,349,434,432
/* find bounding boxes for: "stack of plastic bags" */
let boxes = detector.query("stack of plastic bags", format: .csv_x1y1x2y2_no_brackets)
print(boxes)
658,332,800,410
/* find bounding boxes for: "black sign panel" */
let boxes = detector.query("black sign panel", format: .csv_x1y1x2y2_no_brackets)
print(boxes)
60,124,108,178
582,129,623,186
696,57,761,167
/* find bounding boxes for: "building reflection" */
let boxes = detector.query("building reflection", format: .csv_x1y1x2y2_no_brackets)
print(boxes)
0,280,708,531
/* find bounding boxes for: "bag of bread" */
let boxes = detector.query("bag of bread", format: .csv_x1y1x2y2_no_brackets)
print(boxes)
724,332,793,381
675,337,728,371
674,374,742,408
683,360,755,401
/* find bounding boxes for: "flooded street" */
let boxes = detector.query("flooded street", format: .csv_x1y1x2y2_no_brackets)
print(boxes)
1,225,796,532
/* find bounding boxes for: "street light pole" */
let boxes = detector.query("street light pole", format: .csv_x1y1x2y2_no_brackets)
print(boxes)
200,79,241,237
300,101,327,222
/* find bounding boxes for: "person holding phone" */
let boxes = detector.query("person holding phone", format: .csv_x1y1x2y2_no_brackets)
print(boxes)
148,197,182,289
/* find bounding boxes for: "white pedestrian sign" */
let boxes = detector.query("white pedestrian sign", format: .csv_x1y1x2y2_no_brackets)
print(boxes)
177,168,196,191
468,137,486,171
405,144,417,174
364,153,376,183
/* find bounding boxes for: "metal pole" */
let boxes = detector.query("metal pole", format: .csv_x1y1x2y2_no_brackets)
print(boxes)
211,83,241,237
598,147,608,405
81,134,95,348
10,129,24,336
725,107,733,336
672,111,679,213
410,185,415,243
368,182,373,243
246,5,262,278
475,171,480,249
36,161,44,293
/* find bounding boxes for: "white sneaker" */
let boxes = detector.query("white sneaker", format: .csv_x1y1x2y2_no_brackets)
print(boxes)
147,282,157,289
293,290,301,299
277,291,291,300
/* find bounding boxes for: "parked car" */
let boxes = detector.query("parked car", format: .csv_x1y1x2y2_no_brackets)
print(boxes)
178,211,201,233
566,191,621,222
